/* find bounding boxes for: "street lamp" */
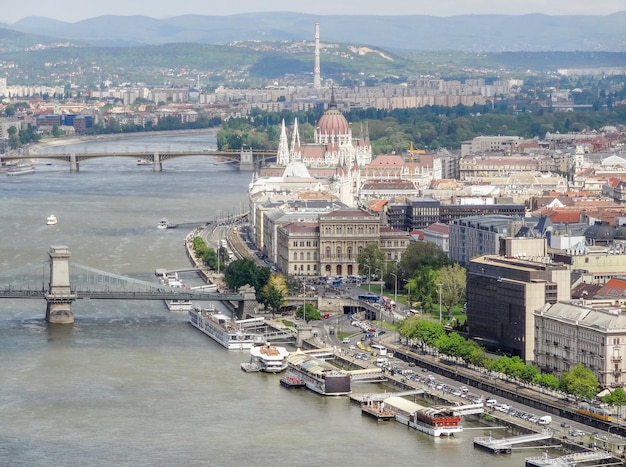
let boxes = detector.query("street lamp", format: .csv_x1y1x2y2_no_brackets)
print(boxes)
365,264,372,293
438,282,443,323
375,269,383,297
390,273,397,305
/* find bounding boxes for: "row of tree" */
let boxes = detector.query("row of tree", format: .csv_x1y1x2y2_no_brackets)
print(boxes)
398,317,602,400
192,237,229,270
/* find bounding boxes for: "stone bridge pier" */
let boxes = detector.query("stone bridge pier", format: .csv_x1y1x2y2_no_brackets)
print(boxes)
235,285,257,319
45,246,77,324
239,149,255,171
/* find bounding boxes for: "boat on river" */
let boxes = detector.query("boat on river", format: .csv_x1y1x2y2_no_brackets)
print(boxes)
137,159,151,166
384,396,463,437
46,215,58,226
284,351,351,396
188,307,265,350
157,218,169,230
6,160,35,176
242,343,289,373
158,271,193,312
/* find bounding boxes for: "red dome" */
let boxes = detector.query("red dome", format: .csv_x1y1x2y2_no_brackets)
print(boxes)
317,107,350,135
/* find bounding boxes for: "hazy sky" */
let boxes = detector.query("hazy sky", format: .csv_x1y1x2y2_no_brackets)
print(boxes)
5,0,624,23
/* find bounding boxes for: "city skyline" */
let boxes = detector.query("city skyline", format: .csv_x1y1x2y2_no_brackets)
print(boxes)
3,0,624,24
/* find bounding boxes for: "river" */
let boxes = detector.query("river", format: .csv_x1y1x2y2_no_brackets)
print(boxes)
0,131,531,466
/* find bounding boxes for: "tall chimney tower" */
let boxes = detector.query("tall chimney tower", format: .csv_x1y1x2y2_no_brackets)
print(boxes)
313,22,321,89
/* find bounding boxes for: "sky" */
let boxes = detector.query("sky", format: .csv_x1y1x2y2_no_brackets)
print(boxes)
5,0,624,24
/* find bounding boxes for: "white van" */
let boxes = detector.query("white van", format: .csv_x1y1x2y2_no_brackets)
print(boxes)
342,337,350,344
485,398,497,407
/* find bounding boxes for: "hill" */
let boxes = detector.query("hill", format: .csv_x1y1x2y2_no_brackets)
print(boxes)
2,12,626,52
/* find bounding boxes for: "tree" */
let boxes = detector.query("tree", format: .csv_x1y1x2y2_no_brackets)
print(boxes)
407,267,437,314
436,264,466,316
296,303,321,322
224,258,270,301
357,243,385,279
398,242,448,282
560,363,600,400
601,387,626,416
260,273,287,318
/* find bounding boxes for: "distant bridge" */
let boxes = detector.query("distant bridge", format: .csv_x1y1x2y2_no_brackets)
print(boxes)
1,148,277,172
0,246,257,324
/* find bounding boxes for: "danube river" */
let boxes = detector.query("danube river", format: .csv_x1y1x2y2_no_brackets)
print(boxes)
1,131,530,466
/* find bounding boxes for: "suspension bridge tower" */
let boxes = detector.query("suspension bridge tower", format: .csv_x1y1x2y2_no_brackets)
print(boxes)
45,246,77,324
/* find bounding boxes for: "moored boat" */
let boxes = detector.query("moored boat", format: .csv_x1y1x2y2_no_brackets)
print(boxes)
279,375,305,389
284,351,351,396
46,214,58,226
245,343,289,373
383,396,463,437
188,307,264,350
159,271,193,312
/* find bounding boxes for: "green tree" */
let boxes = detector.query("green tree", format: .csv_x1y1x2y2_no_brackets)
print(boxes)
560,363,600,400
398,242,448,282
436,264,466,316
357,243,385,280
601,387,626,412
533,373,561,390
224,258,270,301
407,267,437,314
296,302,321,322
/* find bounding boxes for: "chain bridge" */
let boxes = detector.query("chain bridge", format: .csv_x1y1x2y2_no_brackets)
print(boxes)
0,246,256,324
1,148,276,172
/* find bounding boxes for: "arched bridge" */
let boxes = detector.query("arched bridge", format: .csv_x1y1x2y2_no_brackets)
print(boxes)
1,148,276,172
0,246,257,324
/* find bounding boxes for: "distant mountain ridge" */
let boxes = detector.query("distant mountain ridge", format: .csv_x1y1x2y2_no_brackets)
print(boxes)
2,12,625,52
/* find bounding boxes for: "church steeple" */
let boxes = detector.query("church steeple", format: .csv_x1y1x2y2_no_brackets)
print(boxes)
277,119,290,165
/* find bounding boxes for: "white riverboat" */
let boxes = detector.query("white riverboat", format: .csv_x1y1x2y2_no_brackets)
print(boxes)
284,351,351,396
159,271,193,312
46,215,58,226
6,160,35,176
242,344,289,373
384,396,463,437
188,307,264,350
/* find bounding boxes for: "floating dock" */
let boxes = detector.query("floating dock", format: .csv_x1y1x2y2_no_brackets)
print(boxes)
474,432,553,454
361,401,396,421
525,451,615,466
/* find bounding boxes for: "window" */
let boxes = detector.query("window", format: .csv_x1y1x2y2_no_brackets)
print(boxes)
336,247,342,259
300,252,304,260
336,227,342,234
293,252,297,260
347,247,353,260
358,226,364,234
325,247,331,259
347,227,353,234
306,252,311,260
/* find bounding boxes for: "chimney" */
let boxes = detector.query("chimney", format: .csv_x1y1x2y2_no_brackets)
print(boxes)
313,22,321,89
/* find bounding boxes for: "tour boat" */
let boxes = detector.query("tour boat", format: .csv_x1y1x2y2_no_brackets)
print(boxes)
284,352,351,396
392,400,463,436
159,272,193,312
46,215,58,226
244,343,289,373
188,307,264,350
6,160,35,176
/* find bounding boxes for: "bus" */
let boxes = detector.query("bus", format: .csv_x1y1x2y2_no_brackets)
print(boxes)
371,344,387,356
358,293,380,303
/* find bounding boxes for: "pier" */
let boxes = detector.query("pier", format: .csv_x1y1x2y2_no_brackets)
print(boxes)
474,431,553,454
525,451,616,466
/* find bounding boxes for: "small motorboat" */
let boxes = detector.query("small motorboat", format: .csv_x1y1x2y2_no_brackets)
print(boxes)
46,215,58,226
